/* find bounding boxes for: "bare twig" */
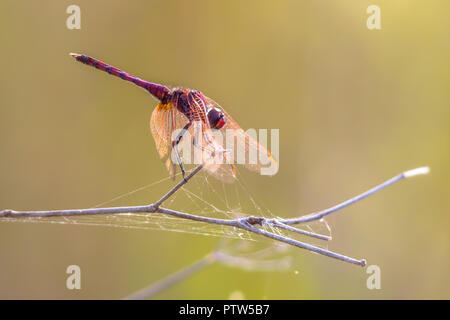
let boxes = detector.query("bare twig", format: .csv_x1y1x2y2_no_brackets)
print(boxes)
268,220,332,241
124,241,292,300
238,219,364,266
275,167,430,225
124,253,215,300
154,165,204,208
0,166,430,267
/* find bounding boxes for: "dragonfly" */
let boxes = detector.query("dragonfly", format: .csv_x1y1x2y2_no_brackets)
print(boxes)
70,53,277,183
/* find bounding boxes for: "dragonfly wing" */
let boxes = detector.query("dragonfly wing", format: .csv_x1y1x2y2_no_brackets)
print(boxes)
205,97,277,175
184,94,238,183
150,102,190,179
199,128,237,183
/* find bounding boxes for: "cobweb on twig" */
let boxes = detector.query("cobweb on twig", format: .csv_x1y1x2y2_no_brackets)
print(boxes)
0,166,331,246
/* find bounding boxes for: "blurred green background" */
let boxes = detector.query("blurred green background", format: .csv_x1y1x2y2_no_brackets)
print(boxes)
0,0,449,299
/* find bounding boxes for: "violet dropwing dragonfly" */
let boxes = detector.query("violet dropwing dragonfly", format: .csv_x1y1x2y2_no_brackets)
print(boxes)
71,53,277,183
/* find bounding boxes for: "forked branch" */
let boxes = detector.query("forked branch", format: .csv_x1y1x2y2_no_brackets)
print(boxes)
0,166,430,267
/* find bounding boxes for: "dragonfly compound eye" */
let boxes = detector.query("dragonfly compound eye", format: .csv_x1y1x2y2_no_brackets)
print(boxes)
207,107,226,129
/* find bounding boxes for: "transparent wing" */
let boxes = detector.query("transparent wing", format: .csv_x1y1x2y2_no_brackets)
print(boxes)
205,96,277,175
150,102,190,179
184,94,238,183
150,95,275,183
201,127,238,183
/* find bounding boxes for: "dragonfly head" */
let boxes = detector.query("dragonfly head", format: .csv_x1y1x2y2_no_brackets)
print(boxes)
207,107,226,129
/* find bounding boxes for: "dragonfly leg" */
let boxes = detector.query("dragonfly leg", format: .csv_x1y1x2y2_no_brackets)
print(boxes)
193,134,216,156
172,123,191,180
194,132,219,153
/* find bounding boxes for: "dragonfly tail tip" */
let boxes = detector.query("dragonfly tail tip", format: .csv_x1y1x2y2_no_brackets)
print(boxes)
69,52,81,59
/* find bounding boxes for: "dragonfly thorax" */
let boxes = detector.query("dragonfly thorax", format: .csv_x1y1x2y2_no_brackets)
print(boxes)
170,89,226,129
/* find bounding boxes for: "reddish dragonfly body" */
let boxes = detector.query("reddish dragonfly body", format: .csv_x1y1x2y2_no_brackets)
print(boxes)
71,53,276,182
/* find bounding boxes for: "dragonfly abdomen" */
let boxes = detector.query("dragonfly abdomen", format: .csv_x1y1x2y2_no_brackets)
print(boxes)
70,53,170,102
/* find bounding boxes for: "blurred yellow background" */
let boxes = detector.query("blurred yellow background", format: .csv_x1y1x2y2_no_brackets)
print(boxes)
0,0,448,299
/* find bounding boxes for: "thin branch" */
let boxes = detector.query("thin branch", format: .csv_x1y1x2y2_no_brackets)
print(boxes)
268,220,332,241
238,220,365,266
154,165,204,208
0,166,429,267
124,241,292,300
213,251,292,271
275,166,430,225
124,253,215,300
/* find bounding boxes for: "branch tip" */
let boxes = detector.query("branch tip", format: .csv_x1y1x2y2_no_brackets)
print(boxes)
403,166,430,178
